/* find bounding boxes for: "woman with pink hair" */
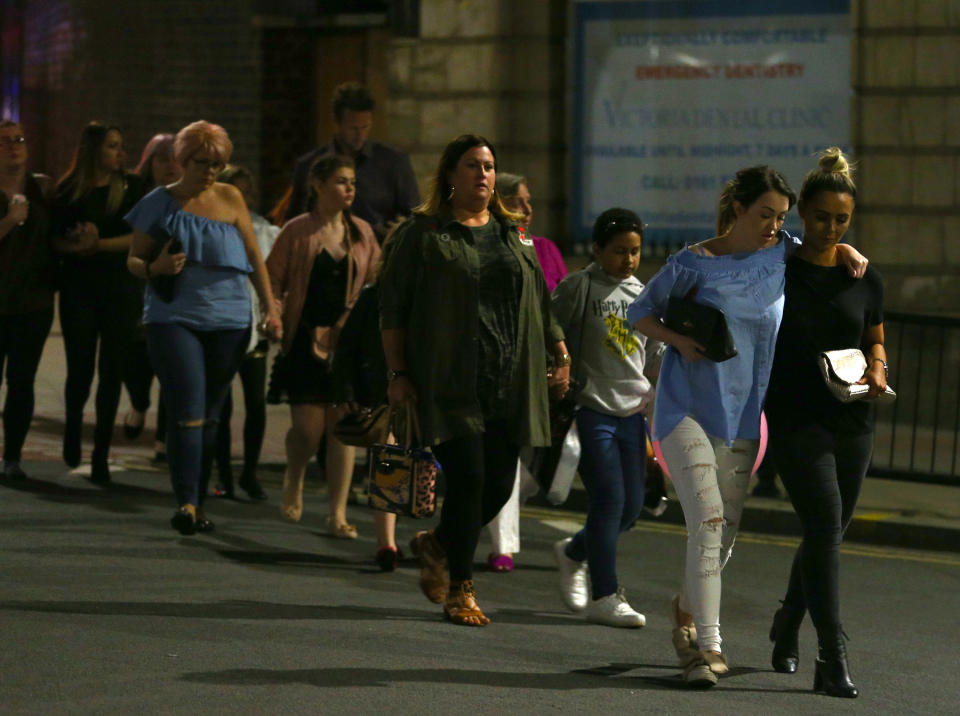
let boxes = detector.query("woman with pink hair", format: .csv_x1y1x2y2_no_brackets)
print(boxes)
125,121,282,535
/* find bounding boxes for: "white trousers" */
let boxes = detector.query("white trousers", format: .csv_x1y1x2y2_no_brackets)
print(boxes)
659,416,758,654
485,458,538,554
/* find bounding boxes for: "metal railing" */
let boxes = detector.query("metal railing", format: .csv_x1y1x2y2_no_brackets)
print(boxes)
870,311,960,486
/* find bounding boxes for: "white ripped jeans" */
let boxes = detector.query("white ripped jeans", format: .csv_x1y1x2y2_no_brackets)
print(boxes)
660,416,758,654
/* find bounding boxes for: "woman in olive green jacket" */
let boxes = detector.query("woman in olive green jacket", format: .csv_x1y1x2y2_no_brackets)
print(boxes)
379,134,570,626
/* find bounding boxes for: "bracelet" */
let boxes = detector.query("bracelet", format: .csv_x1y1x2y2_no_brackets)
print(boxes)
870,357,888,376
555,352,572,367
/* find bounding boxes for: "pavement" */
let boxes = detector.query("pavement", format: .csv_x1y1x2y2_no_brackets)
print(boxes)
3,319,960,713
2,463,958,714
16,317,959,554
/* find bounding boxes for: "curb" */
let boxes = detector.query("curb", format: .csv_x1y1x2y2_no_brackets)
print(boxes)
526,486,960,555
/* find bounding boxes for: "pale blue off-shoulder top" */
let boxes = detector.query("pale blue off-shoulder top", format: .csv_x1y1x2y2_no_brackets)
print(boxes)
627,230,801,444
124,187,252,330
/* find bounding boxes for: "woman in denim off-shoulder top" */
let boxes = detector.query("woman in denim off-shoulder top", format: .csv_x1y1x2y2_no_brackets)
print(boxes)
125,121,282,537
627,165,867,688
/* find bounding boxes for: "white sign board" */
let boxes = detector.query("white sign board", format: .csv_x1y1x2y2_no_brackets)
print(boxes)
572,0,851,250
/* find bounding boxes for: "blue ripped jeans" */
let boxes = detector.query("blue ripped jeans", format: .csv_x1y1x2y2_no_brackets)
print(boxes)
565,408,647,600
146,322,249,507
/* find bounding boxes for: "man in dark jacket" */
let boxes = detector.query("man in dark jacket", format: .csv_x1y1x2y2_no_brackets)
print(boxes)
285,82,420,241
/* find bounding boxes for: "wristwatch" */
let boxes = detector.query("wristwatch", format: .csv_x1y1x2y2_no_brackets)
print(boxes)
870,357,888,377
555,353,572,367
387,369,411,381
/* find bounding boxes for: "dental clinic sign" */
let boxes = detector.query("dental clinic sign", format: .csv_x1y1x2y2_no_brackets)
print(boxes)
571,0,851,249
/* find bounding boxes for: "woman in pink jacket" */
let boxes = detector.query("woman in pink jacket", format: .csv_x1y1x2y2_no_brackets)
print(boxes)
266,154,380,536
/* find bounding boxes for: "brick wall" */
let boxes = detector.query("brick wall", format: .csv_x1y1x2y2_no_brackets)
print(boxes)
19,0,262,193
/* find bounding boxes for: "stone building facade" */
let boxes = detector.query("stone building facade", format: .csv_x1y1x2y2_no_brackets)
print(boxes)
3,0,957,314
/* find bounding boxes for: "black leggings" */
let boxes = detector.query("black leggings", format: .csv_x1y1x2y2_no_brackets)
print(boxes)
216,346,267,479
431,420,519,582
60,285,137,463
0,308,53,462
771,422,873,633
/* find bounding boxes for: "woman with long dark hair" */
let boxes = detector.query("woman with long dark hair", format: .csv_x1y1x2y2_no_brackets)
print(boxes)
379,134,570,626
266,154,380,534
765,149,882,698
53,121,145,483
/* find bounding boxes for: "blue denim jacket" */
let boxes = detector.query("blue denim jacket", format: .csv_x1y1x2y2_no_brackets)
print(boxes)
627,231,800,444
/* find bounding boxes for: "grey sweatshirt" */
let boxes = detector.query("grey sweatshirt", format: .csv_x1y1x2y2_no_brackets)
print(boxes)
552,262,662,417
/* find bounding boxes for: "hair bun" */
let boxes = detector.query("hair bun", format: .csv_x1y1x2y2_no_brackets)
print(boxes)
818,147,850,176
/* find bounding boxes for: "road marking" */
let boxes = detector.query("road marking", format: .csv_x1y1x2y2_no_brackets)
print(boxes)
523,506,960,568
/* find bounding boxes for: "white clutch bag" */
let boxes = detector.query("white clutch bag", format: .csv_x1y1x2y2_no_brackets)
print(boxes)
817,348,896,404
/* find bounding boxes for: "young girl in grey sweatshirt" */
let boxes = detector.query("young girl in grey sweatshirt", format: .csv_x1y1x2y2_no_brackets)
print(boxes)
551,208,662,627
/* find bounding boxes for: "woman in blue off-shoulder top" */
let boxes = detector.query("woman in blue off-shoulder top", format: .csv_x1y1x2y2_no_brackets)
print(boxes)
125,121,282,537
627,165,866,688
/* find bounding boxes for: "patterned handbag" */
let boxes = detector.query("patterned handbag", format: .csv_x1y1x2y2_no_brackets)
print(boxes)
367,406,439,519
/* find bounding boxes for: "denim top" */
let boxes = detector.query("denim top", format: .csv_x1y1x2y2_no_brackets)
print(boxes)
124,187,252,330
626,230,800,443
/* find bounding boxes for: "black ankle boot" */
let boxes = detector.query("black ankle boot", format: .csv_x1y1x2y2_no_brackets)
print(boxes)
814,627,858,698
63,417,82,468
769,602,804,673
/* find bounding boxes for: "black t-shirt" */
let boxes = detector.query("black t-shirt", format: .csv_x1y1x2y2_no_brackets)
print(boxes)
766,258,884,434
472,218,522,420
53,173,145,277
0,174,56,314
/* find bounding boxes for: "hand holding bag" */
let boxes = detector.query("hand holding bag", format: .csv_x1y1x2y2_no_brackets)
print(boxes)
367,405,439,518
818,348,896,404
664,288,737,362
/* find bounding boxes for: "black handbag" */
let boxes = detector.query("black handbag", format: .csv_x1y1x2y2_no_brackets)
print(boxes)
148,229,182,303
333,405,390,447
664,288,737,362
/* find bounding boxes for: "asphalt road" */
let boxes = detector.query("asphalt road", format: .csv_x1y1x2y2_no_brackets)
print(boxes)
1,463,957,715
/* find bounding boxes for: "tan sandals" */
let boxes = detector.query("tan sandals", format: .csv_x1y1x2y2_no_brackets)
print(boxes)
279,474,304,522
672,593,729,682
444,580,490,627
324,516,358,539
671,594,700,662
410,530,449,604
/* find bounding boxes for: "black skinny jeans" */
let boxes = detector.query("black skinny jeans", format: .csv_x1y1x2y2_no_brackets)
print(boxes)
431,420,520,582
770,422,873,634
60,282,138,463
216,347,267,479
0,308,53,463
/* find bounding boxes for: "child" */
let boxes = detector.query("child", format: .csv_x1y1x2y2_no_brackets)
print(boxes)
551,208,661,627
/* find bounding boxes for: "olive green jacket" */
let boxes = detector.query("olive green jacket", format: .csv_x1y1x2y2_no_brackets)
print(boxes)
379,209,565,448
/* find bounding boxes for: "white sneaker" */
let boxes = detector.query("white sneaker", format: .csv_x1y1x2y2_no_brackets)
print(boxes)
554,537,589,612
584,587,646,628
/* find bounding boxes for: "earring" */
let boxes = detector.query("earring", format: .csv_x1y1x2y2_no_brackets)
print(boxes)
447,185,455,201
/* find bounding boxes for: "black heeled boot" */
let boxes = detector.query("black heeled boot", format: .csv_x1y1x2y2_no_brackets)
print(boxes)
813,627,858,698
769,601,803,673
